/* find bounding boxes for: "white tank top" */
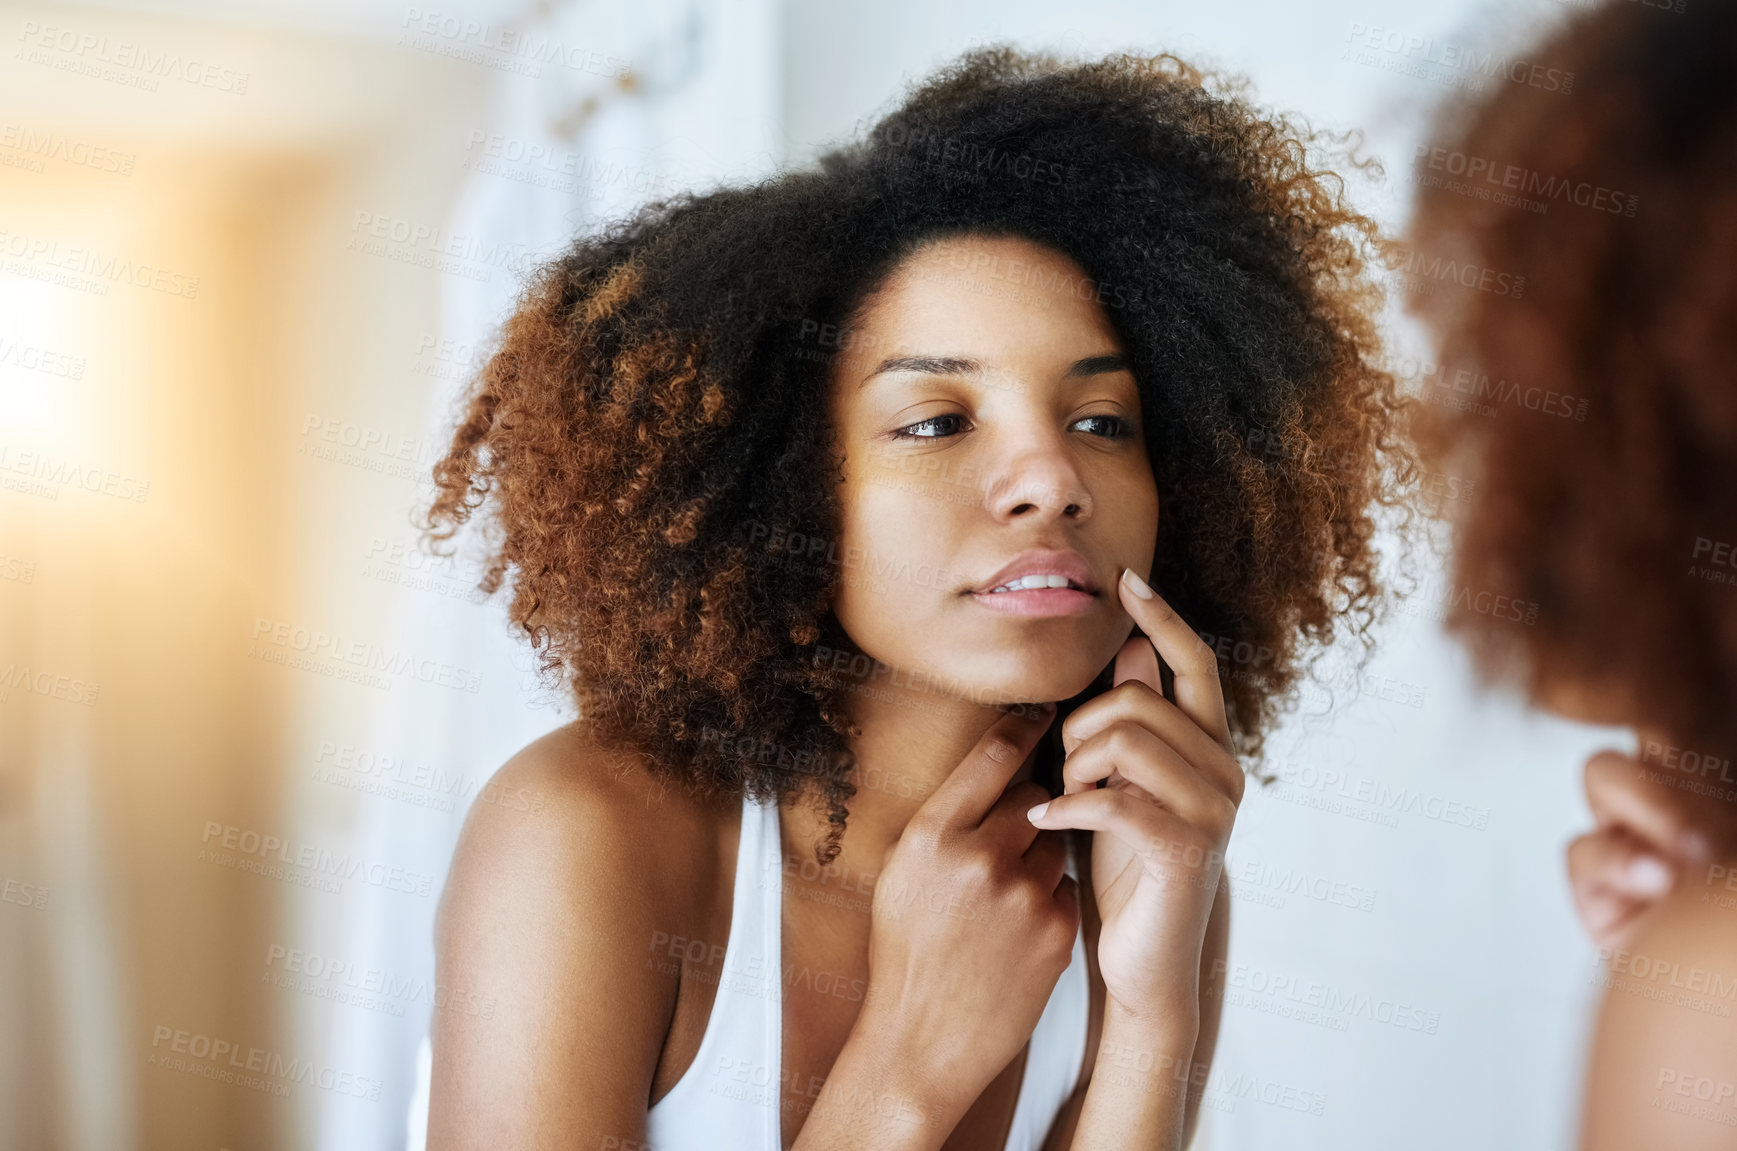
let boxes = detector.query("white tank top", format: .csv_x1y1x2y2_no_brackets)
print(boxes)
644,789,1092,1151
403,790,1092,1150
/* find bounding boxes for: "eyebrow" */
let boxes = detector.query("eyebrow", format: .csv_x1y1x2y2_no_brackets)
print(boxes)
860,352,1131,388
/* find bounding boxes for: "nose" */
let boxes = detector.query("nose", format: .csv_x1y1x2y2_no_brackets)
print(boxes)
980,429,1093,523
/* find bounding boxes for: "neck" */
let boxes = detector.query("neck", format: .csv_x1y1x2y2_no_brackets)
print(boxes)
779,675,1048,883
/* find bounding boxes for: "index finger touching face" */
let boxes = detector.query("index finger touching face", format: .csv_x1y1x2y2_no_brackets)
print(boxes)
1116,568,1232,750
919,702,1057,832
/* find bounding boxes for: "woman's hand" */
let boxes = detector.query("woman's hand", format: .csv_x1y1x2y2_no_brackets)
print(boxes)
1029,567,1242,1029
851,701,1081,1128
1567,742,1726,951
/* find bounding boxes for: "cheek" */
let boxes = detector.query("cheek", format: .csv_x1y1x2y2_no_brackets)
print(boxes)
1106,470,1159,549
832,473,957,624
842,463,955,553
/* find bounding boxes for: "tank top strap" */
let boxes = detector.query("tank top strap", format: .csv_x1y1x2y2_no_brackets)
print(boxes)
643,788,784,1149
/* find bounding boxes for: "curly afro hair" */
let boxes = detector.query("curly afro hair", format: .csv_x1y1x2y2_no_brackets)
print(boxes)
426,46,1414,862
1405,0,1737,759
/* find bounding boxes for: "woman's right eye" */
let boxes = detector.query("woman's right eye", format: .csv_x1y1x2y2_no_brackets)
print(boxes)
892,414,969,440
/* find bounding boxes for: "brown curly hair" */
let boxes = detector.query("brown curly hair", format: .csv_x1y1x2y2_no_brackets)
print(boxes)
426,46,1415,861
1405,0,1737,756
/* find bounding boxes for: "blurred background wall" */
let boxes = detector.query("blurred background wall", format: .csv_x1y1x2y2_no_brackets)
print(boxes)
0,0,1626,1148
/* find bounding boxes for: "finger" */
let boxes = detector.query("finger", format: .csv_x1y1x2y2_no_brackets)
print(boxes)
1019,827,1072,894
981,779,1059,853
1029,787,1220,879
1567,828,1679,902
1053,871,1081,919
1116,569,1232,749
1570,881,1651,952
919,703,1056,832
1060,679,1244,803
1061,723,1236,835
1584,751,1712,862
1114,632,1163,706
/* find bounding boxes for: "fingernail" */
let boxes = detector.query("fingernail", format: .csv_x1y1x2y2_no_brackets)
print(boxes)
1625,854,1675,896
1027,802,1050,823
1121,568,1154,600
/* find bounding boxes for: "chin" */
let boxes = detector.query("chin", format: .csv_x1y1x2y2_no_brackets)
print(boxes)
942,656,1111,708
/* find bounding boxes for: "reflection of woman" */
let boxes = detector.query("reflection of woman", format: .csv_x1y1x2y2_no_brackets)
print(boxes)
420,48,1408,1150
1404,3,1737,1147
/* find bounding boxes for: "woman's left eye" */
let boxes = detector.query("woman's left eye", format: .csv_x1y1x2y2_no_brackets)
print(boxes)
892,414,968,440
1073,414,1132,439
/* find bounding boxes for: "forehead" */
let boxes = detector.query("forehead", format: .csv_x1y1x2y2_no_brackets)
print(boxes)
843,234,1125,365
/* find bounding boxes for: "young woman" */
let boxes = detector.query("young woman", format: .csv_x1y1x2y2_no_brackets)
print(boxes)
1403,3,1737,1147
419,47,1409,1150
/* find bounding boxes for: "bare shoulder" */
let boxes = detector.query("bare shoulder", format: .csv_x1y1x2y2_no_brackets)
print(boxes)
436,722,725,947
428,722,728,1148
1581,860,1737,1151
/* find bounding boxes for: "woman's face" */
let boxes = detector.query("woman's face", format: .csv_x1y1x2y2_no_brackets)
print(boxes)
825,233,1159,706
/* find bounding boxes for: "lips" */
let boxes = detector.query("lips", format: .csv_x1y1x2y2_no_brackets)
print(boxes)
970,548,1100,597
